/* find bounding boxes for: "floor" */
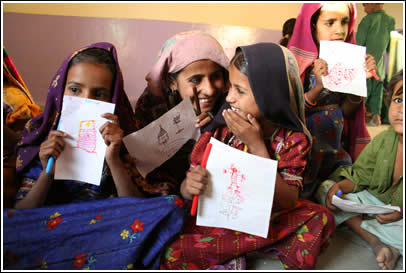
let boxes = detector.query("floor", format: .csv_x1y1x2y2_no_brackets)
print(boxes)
247,125,404,270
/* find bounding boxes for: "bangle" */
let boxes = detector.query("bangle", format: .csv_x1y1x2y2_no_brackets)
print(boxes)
304,93,317,106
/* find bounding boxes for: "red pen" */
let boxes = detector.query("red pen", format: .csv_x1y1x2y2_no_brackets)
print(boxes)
369,69,380,81
190,142,212,216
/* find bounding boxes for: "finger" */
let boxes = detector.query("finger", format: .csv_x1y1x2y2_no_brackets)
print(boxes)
48,130,69,139
247,114,260,129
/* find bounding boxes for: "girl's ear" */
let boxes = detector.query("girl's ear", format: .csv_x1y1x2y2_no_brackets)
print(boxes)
168,78,178,92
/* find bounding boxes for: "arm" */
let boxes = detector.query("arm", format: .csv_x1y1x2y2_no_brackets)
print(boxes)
303,59,327,105
15,130,68,209
325,179,356,211
100,113,143,198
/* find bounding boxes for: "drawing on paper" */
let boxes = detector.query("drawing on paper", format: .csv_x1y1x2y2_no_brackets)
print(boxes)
75,120,97,153
157,125,169,145
173,112,184,134
219,164,246,220
324,62,356,88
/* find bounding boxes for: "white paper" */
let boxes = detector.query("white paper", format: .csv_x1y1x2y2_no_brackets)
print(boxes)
332,195,401,214
197,137,278,238
123,97,200,177
319,40,367,97
55,96,115,185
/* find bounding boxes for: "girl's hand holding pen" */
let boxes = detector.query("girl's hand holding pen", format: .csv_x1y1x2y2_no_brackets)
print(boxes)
180,165,209,200
40,130,69,175
365,54,378,80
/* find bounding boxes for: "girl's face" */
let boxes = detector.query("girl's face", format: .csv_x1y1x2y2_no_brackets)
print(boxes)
169,60,225,113
64,62,113,102
316,3,350,43
226,63,261,120
388,80,403,136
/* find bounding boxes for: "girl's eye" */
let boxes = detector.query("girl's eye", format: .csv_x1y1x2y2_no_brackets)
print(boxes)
189,77,202,84
210,71,223,81
95,90,110,99
342,18,350,25
70,87,80,93
236,87,245,94
393,97,403,104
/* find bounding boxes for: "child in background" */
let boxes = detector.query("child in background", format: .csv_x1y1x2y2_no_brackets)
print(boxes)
161,43,335,270
316,69,403,270
279,18,296,47
4,42,186,270
287,3,376,199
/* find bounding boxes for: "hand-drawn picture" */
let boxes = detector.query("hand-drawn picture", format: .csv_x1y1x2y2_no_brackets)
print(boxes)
75,120,97,153
157,125,169,145
173,112,184,134
219,164,246,220
324,62,356,88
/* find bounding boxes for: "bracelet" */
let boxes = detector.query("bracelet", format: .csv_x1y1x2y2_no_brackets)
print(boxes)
304,93,317,106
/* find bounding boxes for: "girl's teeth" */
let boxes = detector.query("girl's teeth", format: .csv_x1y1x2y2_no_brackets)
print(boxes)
200,98,209,103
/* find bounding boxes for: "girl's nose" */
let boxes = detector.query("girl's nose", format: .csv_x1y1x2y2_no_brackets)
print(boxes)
226,87,235,103
200,77,216,97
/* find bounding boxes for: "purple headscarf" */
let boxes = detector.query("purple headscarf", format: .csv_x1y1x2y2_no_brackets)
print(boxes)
16,42,137,173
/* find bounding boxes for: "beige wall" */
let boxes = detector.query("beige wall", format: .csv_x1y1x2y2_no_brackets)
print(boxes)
4,2,403,31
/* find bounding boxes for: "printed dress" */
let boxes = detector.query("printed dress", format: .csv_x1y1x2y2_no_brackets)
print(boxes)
160,127,335,270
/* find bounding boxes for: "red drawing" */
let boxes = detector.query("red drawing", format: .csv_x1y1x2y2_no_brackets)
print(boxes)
325,62,356,88
76,120,97,153
219,164,246,219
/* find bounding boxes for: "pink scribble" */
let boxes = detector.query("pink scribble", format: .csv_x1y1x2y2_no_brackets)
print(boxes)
325,62,356,88
75,120,97,153
220,164,246,219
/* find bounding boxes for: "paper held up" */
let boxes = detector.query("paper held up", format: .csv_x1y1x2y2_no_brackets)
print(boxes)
197,137,278,238
319,40,367,97
332,195,401,214
55,96,116,185
123,97,200,178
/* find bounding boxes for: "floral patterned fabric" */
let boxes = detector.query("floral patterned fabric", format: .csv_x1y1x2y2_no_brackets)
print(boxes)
160,129,335,270
3,196,186,269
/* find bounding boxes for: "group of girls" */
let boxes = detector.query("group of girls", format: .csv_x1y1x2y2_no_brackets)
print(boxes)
4,3,402,270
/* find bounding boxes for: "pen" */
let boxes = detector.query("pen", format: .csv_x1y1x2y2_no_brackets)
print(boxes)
336,190,343,198
193,87,201,116
45,123,60,174
369,69,380,81
190,142,212,216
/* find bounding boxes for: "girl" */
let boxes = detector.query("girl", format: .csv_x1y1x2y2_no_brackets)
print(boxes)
316,69,403,270
131,31,230,196
4,42,186,269
161,43,335,270
287,3,377,199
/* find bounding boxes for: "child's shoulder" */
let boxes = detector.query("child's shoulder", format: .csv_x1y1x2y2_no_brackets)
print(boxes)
372,126,397,143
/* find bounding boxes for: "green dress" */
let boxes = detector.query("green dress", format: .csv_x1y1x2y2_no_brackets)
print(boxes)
356,10,395,116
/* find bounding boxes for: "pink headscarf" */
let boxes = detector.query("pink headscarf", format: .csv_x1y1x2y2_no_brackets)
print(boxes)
287,3,356,82
287,3,370,161
145,31,230,96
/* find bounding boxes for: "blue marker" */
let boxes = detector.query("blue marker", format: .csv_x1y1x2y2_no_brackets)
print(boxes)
45,123,60,174
336,190,343,198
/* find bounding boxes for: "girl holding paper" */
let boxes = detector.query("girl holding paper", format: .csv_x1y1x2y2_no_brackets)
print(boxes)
131,31,230,196
287,3,377,200
4,43,186,269
161,43,335,270
316,70,403,270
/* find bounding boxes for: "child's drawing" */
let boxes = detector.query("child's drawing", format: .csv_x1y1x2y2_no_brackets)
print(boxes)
157,125,169,145
324,62,356,88
75,120,97,153
219,164,246,220
173,112,184,134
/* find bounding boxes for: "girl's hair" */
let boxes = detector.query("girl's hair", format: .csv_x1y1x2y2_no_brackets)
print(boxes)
386,69,403,105
68,48,116,76
280,18,296,47
230,49,248,76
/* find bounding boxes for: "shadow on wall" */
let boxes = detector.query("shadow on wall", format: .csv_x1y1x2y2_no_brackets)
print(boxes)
4,13,282,107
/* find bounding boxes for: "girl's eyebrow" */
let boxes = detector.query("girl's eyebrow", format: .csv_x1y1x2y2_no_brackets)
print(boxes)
66,81,83,86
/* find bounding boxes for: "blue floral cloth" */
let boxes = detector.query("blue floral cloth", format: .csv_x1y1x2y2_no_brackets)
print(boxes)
4,195,186,269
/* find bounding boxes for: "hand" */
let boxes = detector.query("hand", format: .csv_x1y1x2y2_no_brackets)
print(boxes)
39,130,69,174
312,58,328,89
223,109,264,149
325,183,342,211
365,54,377,79
195,112,213,128
99,113,123,165
375,209,402,224
180,165,209,200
